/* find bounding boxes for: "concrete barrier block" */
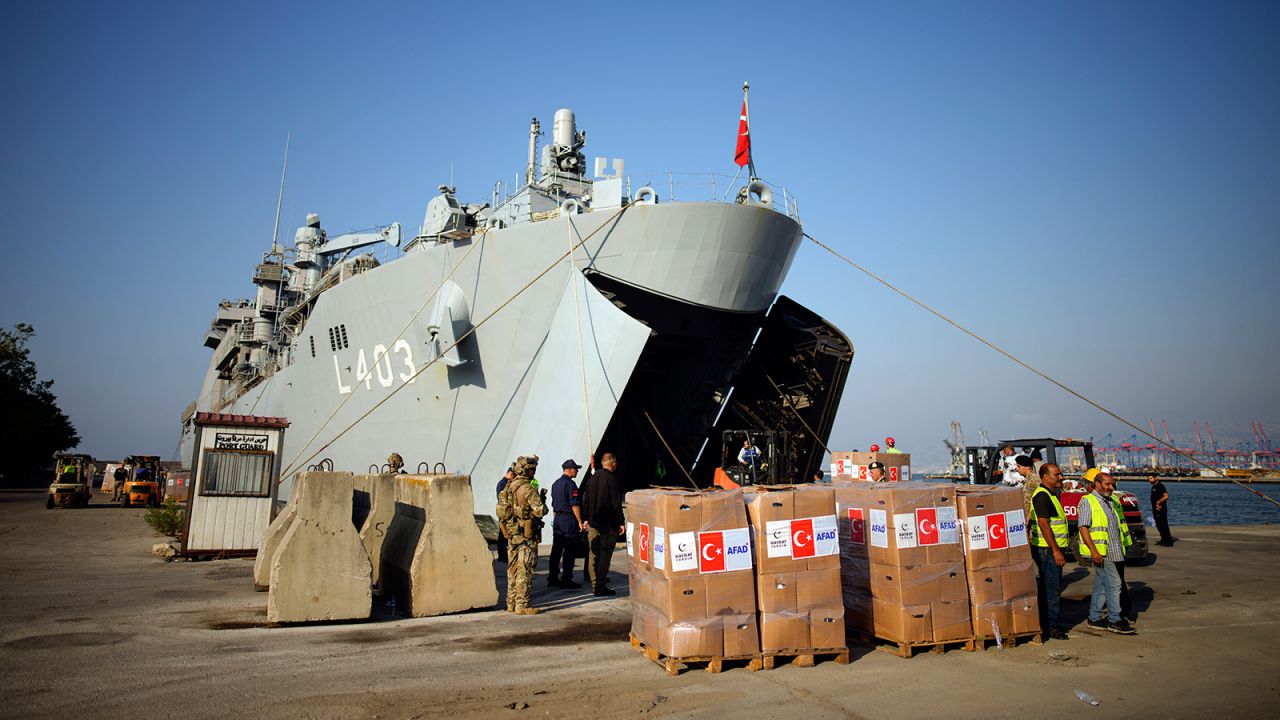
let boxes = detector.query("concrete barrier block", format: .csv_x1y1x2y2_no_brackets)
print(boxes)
253,497,297,591
381,474,498,616
354,473,396,587
267,471,372,623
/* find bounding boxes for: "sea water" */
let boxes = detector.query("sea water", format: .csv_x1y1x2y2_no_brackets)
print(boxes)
1116,480,1280,526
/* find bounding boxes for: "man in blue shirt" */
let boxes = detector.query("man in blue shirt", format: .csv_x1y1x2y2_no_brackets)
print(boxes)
548,459,585,588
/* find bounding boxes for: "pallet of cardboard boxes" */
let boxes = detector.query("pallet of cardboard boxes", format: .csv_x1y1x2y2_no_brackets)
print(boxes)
625,481,1042,671
830,451,911,482
625,486,849,674
626,488,760,675
955,485,1042,649
834,481,972,657
742,485,849,669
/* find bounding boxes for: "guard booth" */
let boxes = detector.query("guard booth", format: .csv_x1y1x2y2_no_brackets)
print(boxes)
182,412,289,557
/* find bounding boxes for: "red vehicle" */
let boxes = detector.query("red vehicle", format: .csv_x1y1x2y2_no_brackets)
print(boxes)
965,437,1149,563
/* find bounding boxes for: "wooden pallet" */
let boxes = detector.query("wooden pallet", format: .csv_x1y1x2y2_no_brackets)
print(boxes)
628,633,756,676
753,647,850,670
966,631,1043,652
848,630,973,659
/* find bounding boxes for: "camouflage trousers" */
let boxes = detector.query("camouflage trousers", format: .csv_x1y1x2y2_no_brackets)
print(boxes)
506,540,537,611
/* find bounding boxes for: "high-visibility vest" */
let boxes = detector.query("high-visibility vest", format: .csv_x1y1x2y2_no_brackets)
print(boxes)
1029,486,1069,548
1077,493,1133,557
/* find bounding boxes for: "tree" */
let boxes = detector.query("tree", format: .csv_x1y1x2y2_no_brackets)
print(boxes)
0,324,79,486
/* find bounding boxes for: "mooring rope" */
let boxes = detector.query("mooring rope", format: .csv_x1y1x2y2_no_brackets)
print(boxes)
803,231,1280,509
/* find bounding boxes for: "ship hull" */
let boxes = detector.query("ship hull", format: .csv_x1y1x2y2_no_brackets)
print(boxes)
183,202,806,522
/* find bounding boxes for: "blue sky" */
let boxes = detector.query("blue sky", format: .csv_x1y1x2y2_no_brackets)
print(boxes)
2,1,1277,469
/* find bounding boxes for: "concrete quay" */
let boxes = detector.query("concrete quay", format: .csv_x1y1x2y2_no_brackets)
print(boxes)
0,490,1276,719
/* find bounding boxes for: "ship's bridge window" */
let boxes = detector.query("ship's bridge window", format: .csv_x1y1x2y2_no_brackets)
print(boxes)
200,451,271,497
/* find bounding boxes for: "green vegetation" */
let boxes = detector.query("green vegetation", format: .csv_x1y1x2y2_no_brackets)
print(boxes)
144,498,186,537
0,324,79,487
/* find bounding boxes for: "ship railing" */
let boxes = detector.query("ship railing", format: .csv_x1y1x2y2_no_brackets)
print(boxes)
487,168,800,222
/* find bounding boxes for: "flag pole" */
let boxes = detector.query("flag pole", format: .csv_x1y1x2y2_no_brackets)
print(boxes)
743,81,757,180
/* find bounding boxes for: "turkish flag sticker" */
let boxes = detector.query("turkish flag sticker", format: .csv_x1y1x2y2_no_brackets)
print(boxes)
848,508,866,545
699,531,726,573
791,518,816,559
858,466,867,480
638,523,650,563
916,508,939,546
987,513,1008,550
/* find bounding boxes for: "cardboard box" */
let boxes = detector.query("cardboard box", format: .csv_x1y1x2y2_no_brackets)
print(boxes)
871,599,933,644
810,607,846,649
955,485,1033,566
932,600,973,642
1011,594,1041,635
759,611,811,652
706,570,756,616
967,569,1004,606
649,574,706,622
796,568,842,610
656,616,723,658
756,571,797,614
1002,560,1038,600
744,487,796,573
722,614,761,657
972,601,1014,638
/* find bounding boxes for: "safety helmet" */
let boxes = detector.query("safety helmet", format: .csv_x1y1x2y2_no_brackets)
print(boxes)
870,444,880,452
885,437,895,445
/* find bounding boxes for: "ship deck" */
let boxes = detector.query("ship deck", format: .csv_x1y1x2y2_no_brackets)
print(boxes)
1,489,1276,719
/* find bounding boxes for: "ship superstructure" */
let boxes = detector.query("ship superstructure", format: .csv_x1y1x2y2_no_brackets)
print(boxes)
181,108,853,527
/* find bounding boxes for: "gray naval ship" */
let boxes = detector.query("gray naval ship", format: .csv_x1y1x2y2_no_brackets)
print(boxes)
180,108,853,530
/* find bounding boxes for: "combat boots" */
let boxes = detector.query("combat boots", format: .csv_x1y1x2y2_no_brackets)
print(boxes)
512,606,540,615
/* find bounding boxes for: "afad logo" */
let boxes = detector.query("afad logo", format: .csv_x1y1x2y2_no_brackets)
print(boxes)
638,523,650,563
986,513,1008,550
848,508,866,544
915,508,939,546
791,518,816,559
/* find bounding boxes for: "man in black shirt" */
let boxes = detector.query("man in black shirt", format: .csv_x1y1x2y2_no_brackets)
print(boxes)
581,453,624,597
1149,474,1173,546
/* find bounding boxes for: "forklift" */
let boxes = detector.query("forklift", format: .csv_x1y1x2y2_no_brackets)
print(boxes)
119,455,163,507
46,453,96,508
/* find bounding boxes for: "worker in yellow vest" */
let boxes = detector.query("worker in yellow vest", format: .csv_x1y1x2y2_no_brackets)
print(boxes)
1029,463,1070,640
1078,472,1137,635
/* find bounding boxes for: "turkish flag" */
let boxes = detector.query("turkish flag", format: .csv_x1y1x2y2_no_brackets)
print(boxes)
734,101,751,167
848,508,865,544
699,531,726,573
987,512,1008,550
638,523,650,563
791,518,816,559
916,508,939,546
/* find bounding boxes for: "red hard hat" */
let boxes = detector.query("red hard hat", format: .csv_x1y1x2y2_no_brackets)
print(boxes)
886,437,895,445
870,444,881,452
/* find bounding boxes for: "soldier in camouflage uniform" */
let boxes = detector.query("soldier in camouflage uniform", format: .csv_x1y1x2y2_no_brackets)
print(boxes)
387,452,405,473
497,455,547,615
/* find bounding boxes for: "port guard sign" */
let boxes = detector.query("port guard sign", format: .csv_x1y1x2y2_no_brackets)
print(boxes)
213,432,269,451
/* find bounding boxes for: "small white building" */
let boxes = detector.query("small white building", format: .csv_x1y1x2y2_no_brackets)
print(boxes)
182,412,289,557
